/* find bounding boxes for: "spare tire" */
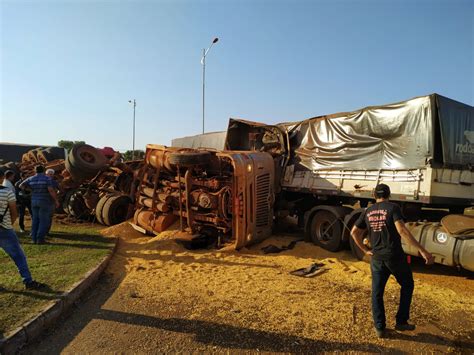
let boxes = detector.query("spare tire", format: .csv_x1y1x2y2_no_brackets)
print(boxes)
69,144,107,173
168,151,211,167
65,154,92,182
102,195,133,226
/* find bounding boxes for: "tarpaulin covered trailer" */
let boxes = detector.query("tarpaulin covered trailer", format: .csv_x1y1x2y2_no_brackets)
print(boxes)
227,94,474,171
226,94,474,208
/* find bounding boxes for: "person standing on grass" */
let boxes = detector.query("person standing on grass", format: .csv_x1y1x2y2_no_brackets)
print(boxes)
45,168,59,236
15,172,32,233
0,169,46,290
350,183,434,339
19,165,59,244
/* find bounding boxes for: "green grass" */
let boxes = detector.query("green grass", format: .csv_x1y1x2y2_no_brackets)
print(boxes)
0,222,114,337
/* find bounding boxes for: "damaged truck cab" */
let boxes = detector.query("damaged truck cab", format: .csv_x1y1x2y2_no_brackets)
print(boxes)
132,145,274,249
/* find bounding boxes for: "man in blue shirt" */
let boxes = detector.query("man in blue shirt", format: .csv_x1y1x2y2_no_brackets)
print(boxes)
20,165,59,244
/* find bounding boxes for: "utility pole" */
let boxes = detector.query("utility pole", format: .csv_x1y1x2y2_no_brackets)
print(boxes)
128,99,136,160
201,37,219,134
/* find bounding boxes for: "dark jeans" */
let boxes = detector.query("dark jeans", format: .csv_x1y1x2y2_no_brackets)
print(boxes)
0,228,33,284
31,201,54,243
371,258,414,330
18,199,32,231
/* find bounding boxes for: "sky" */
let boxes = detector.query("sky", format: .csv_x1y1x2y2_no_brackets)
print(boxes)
0,0,473,152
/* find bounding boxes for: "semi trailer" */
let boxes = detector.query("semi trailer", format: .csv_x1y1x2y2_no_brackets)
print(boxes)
224,94,474,271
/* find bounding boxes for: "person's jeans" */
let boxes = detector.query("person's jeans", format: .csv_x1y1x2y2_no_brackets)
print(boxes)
0,228,33,284
31,201,54,243
371,258,414,330
18,199,32,231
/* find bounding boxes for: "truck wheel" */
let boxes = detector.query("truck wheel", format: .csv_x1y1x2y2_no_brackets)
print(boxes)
69,144,107,173
168,151,211,167
309,210,343,252
65,154,90,181
102,195,132,226
95,193,117,225
349,234,367,261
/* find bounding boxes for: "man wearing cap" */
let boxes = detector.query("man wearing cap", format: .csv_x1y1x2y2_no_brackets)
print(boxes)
0,169,47,290
351,183,434,338
19,165,59,244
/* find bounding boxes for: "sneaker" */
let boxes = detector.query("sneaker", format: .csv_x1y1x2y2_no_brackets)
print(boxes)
395,323,416,331
375,328,386,338
25,280,48,291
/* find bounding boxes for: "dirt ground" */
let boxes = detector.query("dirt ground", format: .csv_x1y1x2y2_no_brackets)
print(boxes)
22,222,473,354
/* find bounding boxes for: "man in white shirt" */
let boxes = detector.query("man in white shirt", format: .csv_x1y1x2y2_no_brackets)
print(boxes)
0,169,46,290
2,170,16,193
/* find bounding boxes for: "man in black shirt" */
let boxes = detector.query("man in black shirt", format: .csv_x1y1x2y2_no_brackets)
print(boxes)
351,184,433,338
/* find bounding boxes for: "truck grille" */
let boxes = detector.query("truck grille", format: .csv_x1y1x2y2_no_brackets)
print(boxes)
255,173,270,227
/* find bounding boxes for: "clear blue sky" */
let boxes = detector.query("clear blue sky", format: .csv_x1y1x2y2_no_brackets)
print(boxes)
1,0,472,151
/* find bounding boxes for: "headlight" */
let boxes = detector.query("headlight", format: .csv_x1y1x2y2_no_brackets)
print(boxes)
435,232,448,244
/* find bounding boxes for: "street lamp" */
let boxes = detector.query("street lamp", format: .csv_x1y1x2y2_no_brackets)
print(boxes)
128,99,136,160
201,37,219,134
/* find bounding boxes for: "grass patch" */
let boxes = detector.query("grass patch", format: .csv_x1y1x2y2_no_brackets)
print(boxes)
0,221,114,336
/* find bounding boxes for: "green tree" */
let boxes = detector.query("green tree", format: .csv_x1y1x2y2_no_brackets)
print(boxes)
123,150,145,161
58,140,86,151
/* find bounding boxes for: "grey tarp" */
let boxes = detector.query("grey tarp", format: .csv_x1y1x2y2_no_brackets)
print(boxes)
171,131,226,151
226,94,473,171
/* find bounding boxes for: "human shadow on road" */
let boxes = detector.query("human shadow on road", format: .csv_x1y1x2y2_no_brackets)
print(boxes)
386,330,474,350
95,308,393,352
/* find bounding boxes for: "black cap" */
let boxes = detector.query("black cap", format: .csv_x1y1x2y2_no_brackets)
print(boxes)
374,183,391,198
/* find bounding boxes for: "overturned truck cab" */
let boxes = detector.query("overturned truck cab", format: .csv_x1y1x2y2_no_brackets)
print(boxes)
131,145,275,249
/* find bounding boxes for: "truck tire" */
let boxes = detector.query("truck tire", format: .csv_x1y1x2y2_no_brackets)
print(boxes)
349,233,366,261
69,144,107,173
309,210,343,252
168,151,211,167
345,209,370,260
102,195,132,226
95,193,117,225
65,154,90,181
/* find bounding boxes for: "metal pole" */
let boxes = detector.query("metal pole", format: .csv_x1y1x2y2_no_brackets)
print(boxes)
202,48,205,134
132,99,136,160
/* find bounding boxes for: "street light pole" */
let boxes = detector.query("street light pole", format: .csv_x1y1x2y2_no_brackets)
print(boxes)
201,37,219,134
128,99,136,160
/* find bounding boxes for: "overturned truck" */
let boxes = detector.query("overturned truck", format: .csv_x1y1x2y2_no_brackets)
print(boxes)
134,93,473,271
132,145,274,249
